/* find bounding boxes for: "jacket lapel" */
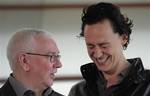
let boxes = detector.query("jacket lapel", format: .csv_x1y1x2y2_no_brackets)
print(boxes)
0,79,17,96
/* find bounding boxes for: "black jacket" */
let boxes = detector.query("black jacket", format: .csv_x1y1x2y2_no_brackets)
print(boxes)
69,58,150,96
0,80,64,96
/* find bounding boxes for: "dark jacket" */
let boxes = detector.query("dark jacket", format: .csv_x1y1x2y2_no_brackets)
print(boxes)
69,58,150,96
0,80,64,96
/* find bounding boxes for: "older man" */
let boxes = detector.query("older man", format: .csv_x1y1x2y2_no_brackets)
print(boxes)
0,29,63,96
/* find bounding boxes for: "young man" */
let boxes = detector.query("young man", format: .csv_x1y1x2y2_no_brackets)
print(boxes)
0,29,64,96
69,2,150,96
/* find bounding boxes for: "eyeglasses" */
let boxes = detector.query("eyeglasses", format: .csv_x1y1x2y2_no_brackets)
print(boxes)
26,53,61,63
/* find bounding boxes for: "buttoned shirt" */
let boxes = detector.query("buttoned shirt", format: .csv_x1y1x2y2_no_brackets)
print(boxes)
9,74,53,96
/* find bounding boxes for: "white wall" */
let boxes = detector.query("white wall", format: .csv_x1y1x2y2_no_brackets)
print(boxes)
0,10,43,77
0,7,150,95
122,8,150,68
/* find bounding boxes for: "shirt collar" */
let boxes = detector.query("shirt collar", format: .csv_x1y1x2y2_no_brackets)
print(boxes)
9,74,53,96
9,74,28,96
118,62,131,83
42,87,53,96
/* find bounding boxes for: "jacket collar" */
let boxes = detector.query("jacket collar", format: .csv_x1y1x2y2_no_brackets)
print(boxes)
125,58,146,84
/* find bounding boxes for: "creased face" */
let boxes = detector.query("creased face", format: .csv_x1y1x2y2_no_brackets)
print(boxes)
28,35,62,88
84,20,126,74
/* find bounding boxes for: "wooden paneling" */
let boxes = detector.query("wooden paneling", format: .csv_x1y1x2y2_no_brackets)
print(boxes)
0,75,82,83
0,3,150,10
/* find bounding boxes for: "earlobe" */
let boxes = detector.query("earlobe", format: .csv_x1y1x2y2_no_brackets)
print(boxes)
19,53,30,71
121,35,128,45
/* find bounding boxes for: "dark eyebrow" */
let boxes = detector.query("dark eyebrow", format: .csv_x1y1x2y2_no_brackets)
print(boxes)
86,43,93,46
86,42,110,46
98,42,110,46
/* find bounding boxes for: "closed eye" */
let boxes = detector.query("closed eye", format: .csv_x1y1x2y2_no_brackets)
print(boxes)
97,42,109,47
87,44,95,49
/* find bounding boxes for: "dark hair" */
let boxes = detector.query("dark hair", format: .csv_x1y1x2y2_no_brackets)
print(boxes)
80,2,133,49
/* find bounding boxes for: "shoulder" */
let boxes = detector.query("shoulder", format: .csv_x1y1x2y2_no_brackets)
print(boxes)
68,80,87,96
143,69,150,82
0,79,16,96
0,80,10,92
51,90,64,96
143,69,150,79
142,70,150,96
71,80,86,90
145,69,150,75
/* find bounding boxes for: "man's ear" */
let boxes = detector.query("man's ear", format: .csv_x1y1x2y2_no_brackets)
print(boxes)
18,53,30,71
121,34,128,45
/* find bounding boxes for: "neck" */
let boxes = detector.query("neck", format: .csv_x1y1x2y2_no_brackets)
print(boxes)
14,72,46,95
35,90,43,96
103,60,129,87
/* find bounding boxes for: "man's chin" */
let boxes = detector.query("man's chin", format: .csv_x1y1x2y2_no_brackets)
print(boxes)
96,63,109,71
47,80,53,87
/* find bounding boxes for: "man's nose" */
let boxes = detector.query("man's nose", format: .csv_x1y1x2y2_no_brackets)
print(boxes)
93,47,103,58
54,59,62,68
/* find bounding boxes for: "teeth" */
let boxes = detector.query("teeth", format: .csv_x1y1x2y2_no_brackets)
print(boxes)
97,57,107,64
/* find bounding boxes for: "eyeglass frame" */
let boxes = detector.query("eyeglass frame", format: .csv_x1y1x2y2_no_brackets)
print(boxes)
26,52,61,63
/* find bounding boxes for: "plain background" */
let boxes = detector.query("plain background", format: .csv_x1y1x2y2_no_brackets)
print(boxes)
0,4,150,96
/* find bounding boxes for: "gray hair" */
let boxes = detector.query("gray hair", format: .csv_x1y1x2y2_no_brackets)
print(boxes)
7,28,51,71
